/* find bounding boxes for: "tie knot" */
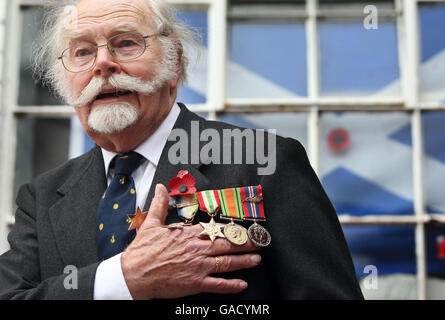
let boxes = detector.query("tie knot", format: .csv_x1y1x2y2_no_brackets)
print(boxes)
113,151,143,176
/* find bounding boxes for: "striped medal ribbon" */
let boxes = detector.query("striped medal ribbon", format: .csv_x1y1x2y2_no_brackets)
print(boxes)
197,190,220,216
240,185,265,221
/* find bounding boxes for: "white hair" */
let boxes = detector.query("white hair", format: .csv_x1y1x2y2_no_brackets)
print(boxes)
88,103,139,134
32,0,200,103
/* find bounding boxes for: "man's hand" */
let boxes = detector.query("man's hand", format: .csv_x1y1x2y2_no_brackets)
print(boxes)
121,184,261,300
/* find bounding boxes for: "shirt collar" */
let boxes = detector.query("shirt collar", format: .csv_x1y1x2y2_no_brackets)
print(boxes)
101,103,181,175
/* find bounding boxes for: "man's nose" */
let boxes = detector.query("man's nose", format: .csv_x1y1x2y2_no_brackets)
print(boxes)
92,46,121,77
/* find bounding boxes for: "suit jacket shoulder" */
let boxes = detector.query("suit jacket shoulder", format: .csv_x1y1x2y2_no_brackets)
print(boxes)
0,146,105,299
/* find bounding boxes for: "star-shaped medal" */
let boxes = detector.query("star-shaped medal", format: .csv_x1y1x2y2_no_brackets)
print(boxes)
199,217,225,242
127,206,148,231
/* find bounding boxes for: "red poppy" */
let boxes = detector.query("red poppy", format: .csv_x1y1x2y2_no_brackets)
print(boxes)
438,236,445,260
327,128,350,152
168,170,197,196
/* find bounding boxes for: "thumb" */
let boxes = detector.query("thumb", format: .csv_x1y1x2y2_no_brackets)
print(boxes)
140,184,169,229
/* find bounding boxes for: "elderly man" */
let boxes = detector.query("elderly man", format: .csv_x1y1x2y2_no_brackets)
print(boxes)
0,0,363,300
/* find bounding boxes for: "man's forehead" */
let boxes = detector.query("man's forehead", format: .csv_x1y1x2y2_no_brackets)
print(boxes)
68,0,155,35
66,23,142,40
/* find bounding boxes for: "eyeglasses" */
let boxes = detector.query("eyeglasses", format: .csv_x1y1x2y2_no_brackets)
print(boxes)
58,32,159,73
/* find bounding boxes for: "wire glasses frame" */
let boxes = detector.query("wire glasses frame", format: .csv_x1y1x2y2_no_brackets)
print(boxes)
57,32,159,73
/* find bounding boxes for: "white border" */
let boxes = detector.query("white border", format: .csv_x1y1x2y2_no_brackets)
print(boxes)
2,0,445,300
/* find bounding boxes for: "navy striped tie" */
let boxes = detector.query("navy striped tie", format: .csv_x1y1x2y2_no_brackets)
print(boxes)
96,151,143,260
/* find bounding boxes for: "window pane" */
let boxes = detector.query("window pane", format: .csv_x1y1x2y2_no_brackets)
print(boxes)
426,226,445,274
19,6,63,106
217,112,308,149
319,20,400,97
176,10,208,104
14,118,70,202
68,116,95,159
419,3,445,103
227,21,307,99
422,112,445,215
345,225,418,299
320,112,413,215
426,226,445,300
346,225,416,274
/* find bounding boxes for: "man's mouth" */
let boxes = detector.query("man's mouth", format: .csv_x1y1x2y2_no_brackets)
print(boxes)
94,90,133,101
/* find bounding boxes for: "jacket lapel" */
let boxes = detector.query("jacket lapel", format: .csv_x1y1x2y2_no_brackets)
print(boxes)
48,146,106,266
143,104,210,224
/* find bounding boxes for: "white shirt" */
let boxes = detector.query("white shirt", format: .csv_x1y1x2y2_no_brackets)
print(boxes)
93,103,180,300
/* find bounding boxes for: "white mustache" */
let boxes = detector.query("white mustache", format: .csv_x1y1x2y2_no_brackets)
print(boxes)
70,73,161,107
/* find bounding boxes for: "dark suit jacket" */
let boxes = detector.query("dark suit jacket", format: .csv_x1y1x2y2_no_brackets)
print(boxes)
0,104,363,299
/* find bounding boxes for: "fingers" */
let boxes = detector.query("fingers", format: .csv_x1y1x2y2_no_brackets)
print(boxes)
200,277,249,294
197,254,261,294
140,184,169,229
206,254,261,274
202,237,259,256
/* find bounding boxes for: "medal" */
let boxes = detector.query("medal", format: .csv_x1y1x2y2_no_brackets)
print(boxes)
199,217,225,242
197,190,225,242
240,185,271,247
247,222,271,247
127,206,148,231
218,188,248,246
171,194,199,222
224,222,248,246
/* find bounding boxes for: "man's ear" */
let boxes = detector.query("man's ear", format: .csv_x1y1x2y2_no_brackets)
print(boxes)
169,39,183,90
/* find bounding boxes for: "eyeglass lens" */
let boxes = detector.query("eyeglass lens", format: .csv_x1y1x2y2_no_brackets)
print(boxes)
62,32,147,72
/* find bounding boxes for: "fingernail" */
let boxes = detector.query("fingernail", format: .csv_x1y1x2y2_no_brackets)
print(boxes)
251,255,261,264
240,281,248,289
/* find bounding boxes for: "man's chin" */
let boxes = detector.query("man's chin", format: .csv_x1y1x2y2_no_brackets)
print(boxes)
87,103,139,135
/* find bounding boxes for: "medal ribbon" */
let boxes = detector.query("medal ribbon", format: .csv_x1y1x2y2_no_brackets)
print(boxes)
240,185,265,220
197,190,220,215
175,194,199,221
218,188,244,220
